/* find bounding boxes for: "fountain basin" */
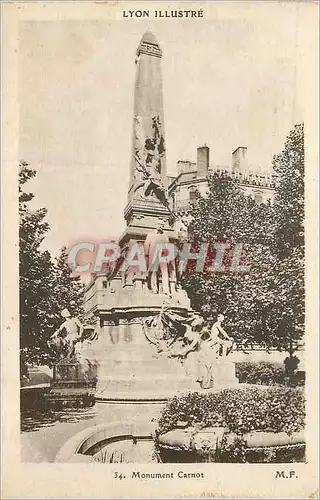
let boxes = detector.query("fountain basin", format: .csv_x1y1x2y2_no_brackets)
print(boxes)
157,427,305,463
55,420,159,463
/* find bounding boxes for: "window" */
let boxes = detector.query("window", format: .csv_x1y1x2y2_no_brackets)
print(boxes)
189,190,198,202
189,185,198,203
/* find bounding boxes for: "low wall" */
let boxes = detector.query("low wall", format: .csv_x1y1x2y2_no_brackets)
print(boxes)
157,426,305,463
55,420,157,463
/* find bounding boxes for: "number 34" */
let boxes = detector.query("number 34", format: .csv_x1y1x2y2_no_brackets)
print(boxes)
114,472,125,480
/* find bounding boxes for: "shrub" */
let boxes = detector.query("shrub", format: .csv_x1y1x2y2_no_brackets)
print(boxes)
156,386,305,463
158,386,305,436
235,361,304,387
284,355,300,374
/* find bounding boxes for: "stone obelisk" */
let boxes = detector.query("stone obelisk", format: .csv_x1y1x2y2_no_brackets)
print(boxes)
121,31,173,244
83,32,197,402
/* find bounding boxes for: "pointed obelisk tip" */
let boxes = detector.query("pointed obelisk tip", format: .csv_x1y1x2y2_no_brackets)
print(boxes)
141,30,159,46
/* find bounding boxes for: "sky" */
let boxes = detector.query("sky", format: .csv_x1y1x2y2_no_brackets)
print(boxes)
19,3,304,257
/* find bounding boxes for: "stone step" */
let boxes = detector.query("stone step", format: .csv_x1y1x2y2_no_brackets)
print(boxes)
102,366,183,377
78,344,157,361
95,390,189,402
81,351,181,363
98,371,190,381
99,365,187,380
96,376,197,394
100,358,185,373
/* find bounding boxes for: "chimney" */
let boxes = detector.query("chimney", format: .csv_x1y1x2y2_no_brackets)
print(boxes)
232,146,248,173
177,160,197,175
197,145,209,178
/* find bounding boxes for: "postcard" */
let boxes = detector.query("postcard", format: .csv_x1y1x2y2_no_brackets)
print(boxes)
1,1,318,498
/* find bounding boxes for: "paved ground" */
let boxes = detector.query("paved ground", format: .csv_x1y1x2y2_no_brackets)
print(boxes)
21,401,164,462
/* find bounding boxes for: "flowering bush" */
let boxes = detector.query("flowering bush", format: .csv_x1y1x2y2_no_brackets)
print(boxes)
235,361,304,387
157,386,305,436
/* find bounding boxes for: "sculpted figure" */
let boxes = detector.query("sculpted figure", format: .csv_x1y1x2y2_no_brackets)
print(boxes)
133,115,173,212
134,155,171,210
176,313,233,389
48,309,84,359
120,239,140,286
168,314,206,384
176,216,189,242
207,314,234,358
180,316,204,382
144,221,171,296
143,312,167,354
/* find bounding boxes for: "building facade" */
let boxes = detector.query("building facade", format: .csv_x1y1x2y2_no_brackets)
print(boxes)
168,145,278,214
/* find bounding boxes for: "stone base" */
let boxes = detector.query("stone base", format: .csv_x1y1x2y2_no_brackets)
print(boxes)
211,357,239,388
83,280,238,402
81,279,200,402
45,358,97,408
78,339,199,402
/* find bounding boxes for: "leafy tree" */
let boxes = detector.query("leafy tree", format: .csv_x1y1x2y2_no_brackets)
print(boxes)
272,123,304,259
187,174,273,246
238,125,305,358
50,246,85,329
226,245,304,356
181,124,305,361
181,174,274,345
19,161,57,366
19,162,85,368
270,123,305,359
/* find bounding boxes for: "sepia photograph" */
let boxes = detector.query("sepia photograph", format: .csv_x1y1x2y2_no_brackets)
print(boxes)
1,1,318,498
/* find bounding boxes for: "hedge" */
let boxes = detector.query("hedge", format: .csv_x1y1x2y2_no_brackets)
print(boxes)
158,386,305,437
156,386,305,463
235,361,305,387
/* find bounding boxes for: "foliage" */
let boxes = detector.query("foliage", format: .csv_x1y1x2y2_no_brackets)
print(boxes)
284,355,300,375
181,175,274,345
236,361,284,385
181,124,305,359
186,173,273,246
19,161,85,368
235,361,304,387
268,124,305,357
51,246,85,326
155,387,305,462
156,387,305,463
20,161,57,365
157,386,305,438
272,123,304,259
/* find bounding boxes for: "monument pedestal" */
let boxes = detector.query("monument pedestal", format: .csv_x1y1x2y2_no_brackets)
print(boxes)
94,345,199,402
81,282,199,402
211,357,239,388
45,358,97,408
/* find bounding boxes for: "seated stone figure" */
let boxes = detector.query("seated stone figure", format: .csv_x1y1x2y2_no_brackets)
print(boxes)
48,309,84,359
207,314,234,358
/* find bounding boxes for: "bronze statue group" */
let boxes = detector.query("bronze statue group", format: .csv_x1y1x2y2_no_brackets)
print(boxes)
143,309,234,390
48,304,234,391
